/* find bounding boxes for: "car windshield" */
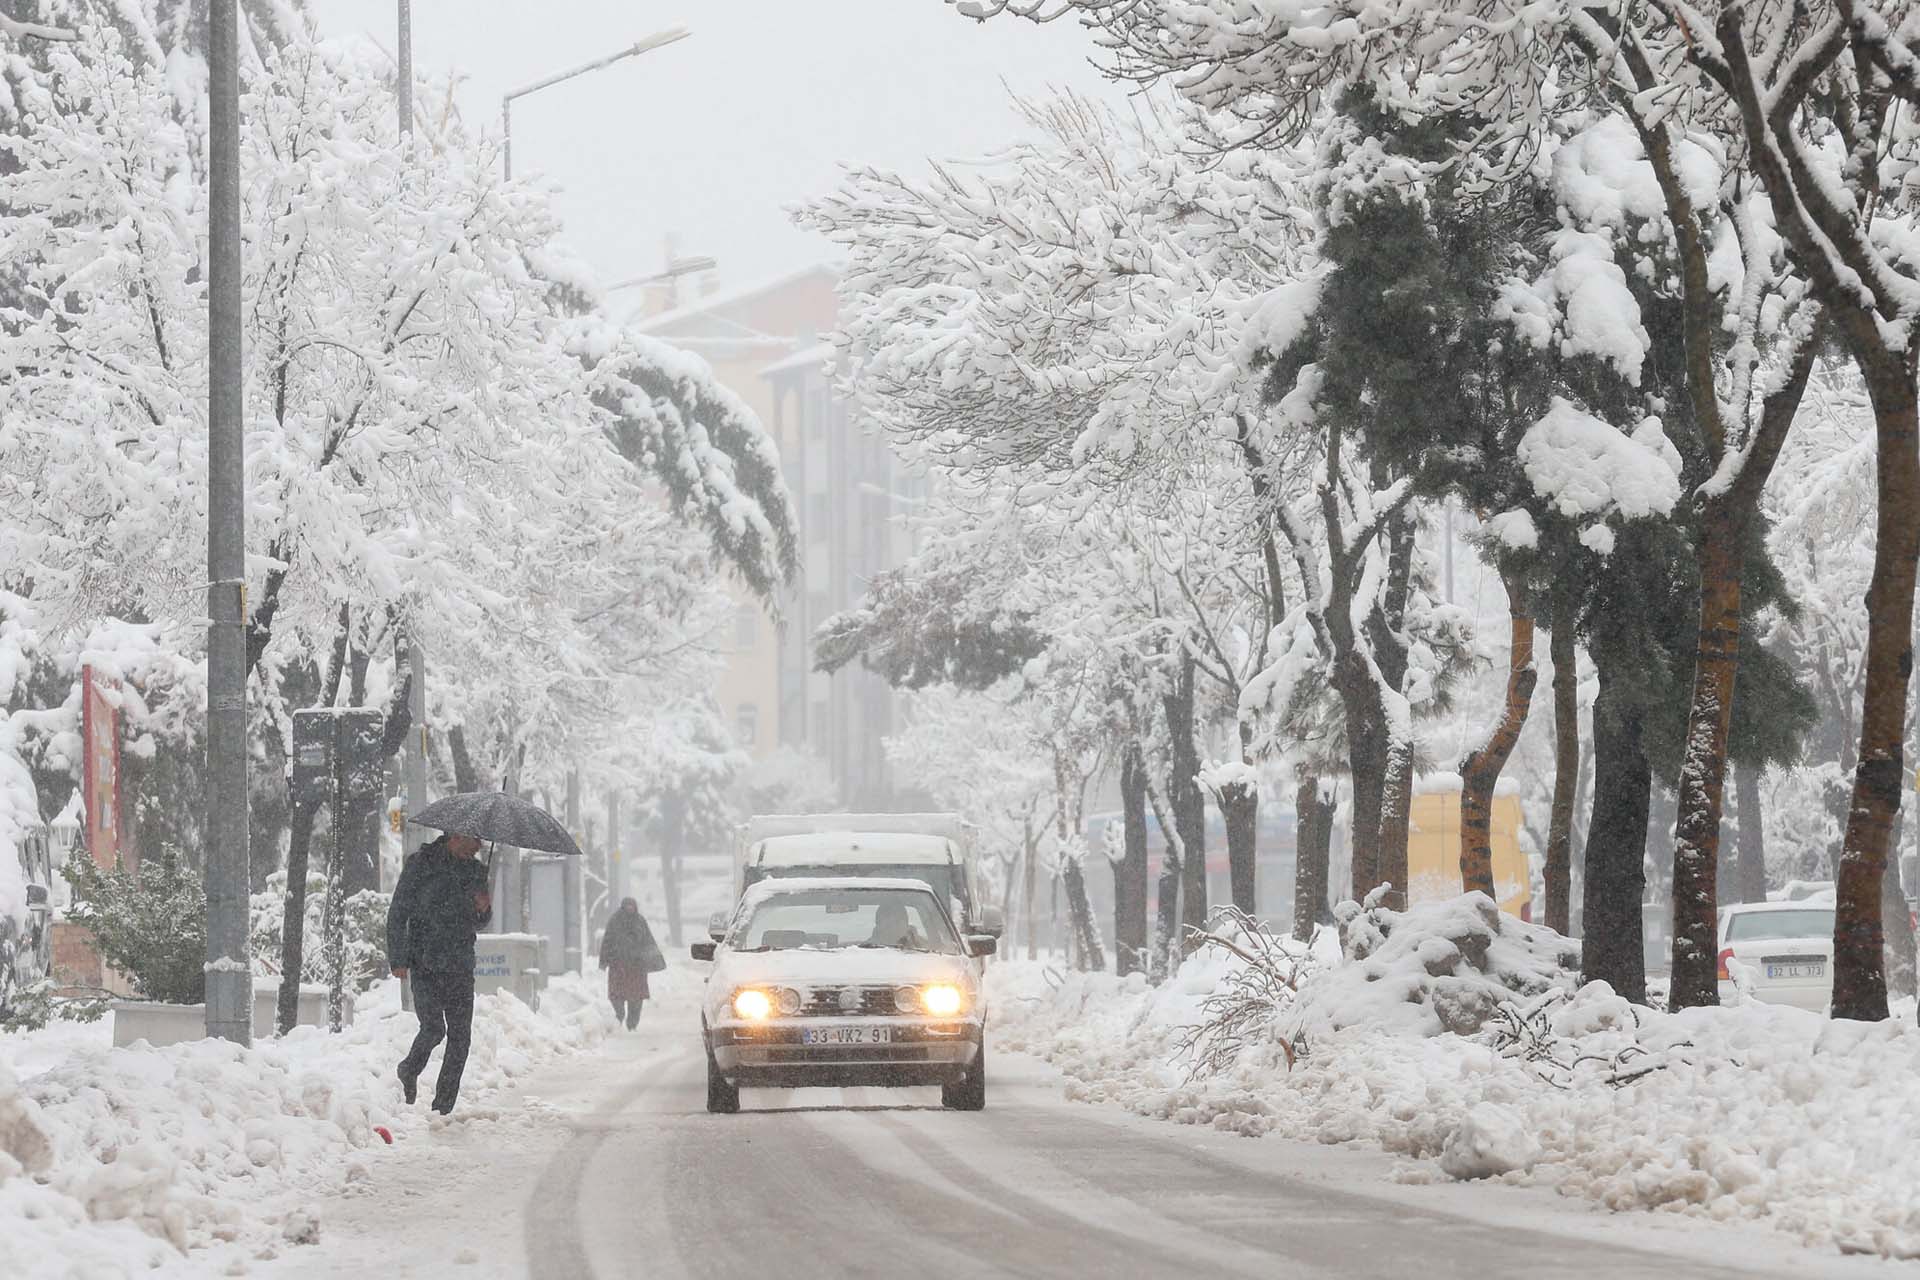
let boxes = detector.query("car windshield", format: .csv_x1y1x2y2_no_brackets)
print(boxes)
1727,909,1835,942
733,887,960,954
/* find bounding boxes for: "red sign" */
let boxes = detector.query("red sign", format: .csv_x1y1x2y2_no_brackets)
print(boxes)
81,667,126,870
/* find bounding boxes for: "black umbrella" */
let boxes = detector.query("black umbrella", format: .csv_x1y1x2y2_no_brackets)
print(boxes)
409,791,583,858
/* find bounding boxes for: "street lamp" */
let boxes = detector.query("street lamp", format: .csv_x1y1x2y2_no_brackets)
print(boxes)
607,255,717,310
502,26,690,180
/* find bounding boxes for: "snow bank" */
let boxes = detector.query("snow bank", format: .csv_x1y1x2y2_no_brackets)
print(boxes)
988,897,1920,1259
0,969,647,1274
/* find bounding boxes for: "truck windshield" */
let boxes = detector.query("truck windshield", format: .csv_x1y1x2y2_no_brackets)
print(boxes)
733,887,961,955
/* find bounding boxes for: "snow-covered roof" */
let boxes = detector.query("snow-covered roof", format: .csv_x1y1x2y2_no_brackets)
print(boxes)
760,340,836,380
630,262,839,335
748,831,958,867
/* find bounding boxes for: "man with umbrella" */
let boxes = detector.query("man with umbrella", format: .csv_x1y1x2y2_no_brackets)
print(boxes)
387,830,492,1114
390,791,584,1113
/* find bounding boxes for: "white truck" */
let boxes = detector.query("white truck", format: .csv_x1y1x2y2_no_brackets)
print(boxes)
729,813,1001,939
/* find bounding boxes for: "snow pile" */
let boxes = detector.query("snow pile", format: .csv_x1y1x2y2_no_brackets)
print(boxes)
989,896,1920,1258
0,969,651,1274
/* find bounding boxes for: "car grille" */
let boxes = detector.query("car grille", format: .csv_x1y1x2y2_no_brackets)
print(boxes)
798,985,899,1017
762,1045,930,1063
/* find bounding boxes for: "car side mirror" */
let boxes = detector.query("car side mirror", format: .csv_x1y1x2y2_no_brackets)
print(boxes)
966,935,997,958
25,884,50,909
706,910,730,942
976,906,1005,938
690,942,716,962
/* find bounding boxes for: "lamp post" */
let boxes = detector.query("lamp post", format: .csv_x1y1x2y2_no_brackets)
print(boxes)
607,254,717,311
502,27,690,180
205,0,250,1046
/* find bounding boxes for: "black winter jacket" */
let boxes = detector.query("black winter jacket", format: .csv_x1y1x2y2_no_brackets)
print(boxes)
386,839,492,975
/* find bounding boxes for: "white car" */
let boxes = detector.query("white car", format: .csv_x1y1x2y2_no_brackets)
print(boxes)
1716,900,1835,1012
691,876,993,1114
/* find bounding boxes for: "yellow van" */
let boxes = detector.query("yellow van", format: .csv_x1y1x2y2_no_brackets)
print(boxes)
1406,781,1534,921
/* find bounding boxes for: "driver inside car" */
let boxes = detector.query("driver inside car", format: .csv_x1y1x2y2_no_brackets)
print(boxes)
867,900,924,950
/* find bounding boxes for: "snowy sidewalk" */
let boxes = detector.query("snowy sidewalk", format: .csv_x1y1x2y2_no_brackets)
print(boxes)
0,970,644,1277
986,899,1920,1263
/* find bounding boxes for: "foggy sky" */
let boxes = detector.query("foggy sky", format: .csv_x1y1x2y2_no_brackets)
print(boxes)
323,1,1123,295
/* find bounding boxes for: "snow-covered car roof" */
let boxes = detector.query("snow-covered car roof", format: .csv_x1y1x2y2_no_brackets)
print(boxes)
735,875,947,914
748,831,958,867
1726,898,1837,914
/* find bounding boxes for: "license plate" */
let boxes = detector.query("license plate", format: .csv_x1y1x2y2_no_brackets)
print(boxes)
801,1026,892,1046
1766,962,1825,981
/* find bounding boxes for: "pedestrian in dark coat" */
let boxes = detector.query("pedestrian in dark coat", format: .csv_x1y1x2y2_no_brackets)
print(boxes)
599,897,660,1029
386,833,493,1113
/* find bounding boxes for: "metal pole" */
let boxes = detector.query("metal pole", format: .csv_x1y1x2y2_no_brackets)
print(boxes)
500,26,689,181
564,770,582,973
397,0,413,137
205,0,251,1047
402,638,428,858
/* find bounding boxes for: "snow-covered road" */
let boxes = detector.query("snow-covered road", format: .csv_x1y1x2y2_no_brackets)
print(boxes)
256,998,1894,1280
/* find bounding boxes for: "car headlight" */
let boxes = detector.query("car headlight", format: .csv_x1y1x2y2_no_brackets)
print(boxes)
732,988,773,1020
919,984,965,1017
776,987,802,1016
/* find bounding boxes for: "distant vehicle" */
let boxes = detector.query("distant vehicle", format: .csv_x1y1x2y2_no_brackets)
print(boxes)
1717,900,1836,1012
733,813,1002,938
691,877,994,1114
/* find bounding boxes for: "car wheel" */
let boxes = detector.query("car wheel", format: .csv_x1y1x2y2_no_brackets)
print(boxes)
706,1049,740,1115
942,1041,986,1112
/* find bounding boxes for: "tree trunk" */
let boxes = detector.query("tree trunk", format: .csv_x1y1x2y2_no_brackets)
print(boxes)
1581,660,1650,1003
1345,698,1388,902
1371,514,1417,911
1667,506,1746,1009
1461,578,1537,899
1147,779,1184,983
1168,654,1208,933
1883,808,1918,999
660,789,686,946
1115,743,1150,976
1218,779,1258,916
1022,816,1038,962
1378,738,1414,911
1545,588,1578,935
447,726,479,794
1734,760,1768,905
1060,853,1104,972
1831,366,1920,1021
1293,774,1333,943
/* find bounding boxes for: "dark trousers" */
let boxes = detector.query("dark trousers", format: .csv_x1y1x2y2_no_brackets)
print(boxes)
611,996,643,1029
400,970,476,1111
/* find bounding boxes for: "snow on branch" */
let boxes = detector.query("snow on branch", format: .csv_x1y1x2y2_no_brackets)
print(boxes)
0,9,76,41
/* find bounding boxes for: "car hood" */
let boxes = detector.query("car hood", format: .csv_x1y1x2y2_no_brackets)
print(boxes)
710,947,974,994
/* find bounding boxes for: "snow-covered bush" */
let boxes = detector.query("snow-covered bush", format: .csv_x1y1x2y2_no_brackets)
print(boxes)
1300,890,1580,1037
62,854,204,1004
249,871,391,991
1174,906,1319,1079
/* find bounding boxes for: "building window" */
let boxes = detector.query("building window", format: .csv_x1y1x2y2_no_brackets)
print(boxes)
736,704,759,747
735,605,759,649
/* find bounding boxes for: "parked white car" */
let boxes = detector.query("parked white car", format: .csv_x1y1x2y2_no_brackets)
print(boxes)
691,877,993,1114
1717,900,1835,1012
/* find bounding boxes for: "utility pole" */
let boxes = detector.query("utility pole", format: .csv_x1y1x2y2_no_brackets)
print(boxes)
397,0,412,134
395,2,429,870
501,26,690,181
563,769,583,973
204,0,251,1046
